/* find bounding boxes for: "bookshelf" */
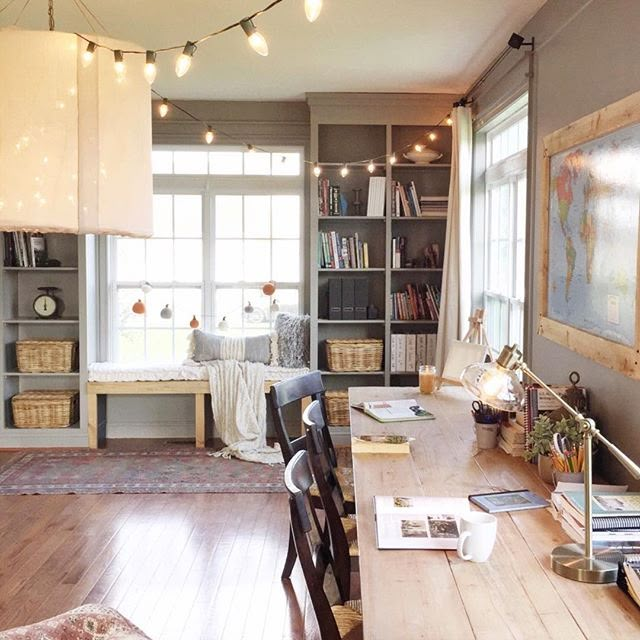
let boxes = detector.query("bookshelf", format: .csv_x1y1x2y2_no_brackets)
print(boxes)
0,233,97,447
308,94,454,429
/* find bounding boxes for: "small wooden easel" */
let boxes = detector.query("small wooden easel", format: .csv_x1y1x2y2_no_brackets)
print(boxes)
461,308,492,358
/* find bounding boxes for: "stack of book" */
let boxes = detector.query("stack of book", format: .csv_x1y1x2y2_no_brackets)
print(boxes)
419,197,448,217
551,485,640,546
390,283,440,321
391,181,421,217
390,333,436,372
618,554,640,608
4,232,46,267
318,231,369,269
318,178,346,216
498,420,526,456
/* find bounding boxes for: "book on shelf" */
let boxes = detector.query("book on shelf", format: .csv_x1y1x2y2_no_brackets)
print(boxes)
391,236,407,268
352,398,434,423
366,176,386,217
373,495,470,550
390,284,441,321
318,178,348,216
390,333,435,372
318,231,369,269
4,232,47,267
351,435,414,455
419,196,448,217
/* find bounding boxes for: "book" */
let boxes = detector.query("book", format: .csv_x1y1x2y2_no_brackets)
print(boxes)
354,398,435,423
617,555,640,609
373,495,470,550
468,489,549,513
561,492,640,530
367,177,385,216
351,435,414,455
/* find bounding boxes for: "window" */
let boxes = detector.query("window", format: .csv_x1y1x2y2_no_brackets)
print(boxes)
110,146,303,362
476,97,528,353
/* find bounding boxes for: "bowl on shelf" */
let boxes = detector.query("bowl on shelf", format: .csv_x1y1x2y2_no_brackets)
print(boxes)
403,149,443,165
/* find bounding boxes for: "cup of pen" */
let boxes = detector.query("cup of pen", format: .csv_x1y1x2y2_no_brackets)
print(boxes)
472,401,501,449
551,433,585,485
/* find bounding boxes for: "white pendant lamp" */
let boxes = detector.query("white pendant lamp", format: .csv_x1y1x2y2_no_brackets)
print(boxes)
0,29,153,237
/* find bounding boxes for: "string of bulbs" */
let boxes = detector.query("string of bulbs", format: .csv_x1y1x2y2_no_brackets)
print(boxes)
77,0,323,84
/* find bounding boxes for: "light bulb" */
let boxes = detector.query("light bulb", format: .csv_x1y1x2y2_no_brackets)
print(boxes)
82,42,96,67
367,160,375,173
304,0,322,22
340,164,349,178
429,132,437,141
158,99,169,118
313,162,322,177
389,154,397,165
144,50,157,84
114,50,125,79
446,116,453,126
175,41,196,78
414,144,424,152
205,127,215,144
241,19,269,56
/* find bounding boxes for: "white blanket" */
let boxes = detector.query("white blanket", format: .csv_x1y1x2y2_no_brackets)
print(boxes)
206,360,283,465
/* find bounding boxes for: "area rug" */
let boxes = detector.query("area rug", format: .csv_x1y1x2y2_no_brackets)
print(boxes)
0,449,286,495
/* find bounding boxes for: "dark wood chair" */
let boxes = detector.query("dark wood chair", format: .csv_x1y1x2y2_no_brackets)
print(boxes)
284,450,363,640
304,399,359,601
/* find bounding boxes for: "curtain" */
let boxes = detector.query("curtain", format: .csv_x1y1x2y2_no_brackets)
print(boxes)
435,105,473,374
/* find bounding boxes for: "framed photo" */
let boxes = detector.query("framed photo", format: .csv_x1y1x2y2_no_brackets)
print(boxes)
468,489,548,513
29,234,47,267
539,89,640,379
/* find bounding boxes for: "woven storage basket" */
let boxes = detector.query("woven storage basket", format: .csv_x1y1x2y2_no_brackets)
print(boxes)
16,339,78,373
12,390,79,428
325,390,350,427
326,338,383,372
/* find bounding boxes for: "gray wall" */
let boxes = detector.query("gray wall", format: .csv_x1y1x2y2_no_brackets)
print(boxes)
472,0,640,486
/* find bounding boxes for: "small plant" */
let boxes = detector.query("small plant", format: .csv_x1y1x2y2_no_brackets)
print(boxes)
524,414,583,462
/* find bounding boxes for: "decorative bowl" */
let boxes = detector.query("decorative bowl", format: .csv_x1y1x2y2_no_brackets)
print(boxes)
403,149,443,165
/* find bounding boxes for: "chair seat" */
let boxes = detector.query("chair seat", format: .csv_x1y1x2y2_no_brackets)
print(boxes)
331,601,363,640
341,515,359,556
336,466,354,502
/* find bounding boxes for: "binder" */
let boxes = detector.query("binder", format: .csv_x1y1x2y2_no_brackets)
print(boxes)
354,277,368,320
329,278,342,320
341,277,355,320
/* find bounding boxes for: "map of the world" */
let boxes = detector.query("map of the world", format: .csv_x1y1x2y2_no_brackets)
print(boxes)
547,123,640,346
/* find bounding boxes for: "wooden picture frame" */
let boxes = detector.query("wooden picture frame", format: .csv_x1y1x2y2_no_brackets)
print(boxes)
538,90,640,379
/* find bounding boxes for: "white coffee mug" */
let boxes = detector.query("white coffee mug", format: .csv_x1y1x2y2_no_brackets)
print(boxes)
456,512,497,562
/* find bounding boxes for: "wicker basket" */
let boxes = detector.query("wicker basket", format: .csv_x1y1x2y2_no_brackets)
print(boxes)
12,390,79,428
325,390,350,427
326,338,383,372
16,339,78,373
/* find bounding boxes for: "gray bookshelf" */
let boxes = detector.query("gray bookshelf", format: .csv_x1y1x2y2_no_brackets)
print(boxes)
0,234,97,447
307,94,454,433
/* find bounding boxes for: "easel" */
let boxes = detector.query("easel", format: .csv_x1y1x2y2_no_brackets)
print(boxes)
461,308,492,357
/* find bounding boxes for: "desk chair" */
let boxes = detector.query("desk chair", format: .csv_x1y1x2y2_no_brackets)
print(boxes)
285,450,363,640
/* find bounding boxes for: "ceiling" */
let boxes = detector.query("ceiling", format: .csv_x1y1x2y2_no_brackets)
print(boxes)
3,0,546,101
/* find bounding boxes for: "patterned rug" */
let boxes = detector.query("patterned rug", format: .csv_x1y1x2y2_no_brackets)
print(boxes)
0,449,286,495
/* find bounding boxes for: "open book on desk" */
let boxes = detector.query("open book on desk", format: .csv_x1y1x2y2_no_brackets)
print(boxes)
373,495,469,550
352,398,434,423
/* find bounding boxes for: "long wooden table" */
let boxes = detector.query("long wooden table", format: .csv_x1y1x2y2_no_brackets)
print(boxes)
349,386,640,640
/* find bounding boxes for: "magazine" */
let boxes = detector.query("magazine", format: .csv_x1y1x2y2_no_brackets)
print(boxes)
373,495,469,549
353,399,435,423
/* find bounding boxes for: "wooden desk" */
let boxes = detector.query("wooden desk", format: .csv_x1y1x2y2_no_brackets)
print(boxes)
349,386,640,640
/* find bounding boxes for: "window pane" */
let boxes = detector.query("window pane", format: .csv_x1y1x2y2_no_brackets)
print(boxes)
147,329,174,361
215,288,243,330
244,240,270,282
215,196,243,238
272,152,300,176
243,151,271,175
174,329,192,360
153,195,173,238
272,240,299,281
174,195,202,238
145,288,173,329
272,195,300,238
209,151,242,175
244,196,270,238
243,288,269,333
173,288,202,328
146,239,174,282
119,330,145,362
215,240,243,282
117,288,144,328
152,151,172,174
273,289,299,315
117,239,145,282
173,151,207,175
174,240,202,281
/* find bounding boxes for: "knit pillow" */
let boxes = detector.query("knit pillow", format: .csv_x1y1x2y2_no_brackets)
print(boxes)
274,313,310,368
189,329,271,364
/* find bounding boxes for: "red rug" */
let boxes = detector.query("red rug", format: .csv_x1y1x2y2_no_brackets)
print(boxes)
0,449,286,495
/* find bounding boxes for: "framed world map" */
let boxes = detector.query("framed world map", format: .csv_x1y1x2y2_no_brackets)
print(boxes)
539,90,640,379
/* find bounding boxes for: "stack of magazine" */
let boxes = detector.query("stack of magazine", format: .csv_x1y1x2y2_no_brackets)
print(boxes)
618,554,640,609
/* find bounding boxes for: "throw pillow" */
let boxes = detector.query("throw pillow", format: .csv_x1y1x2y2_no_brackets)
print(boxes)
274,312,310,368
189,329,271,364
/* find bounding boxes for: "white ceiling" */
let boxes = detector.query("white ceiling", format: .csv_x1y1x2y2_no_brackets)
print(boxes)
4,0,546,101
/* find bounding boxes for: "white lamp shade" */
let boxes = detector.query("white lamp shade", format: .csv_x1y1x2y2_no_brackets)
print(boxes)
0,29,153,237
460,361,526,412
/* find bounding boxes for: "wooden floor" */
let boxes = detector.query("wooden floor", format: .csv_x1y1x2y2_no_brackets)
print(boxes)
0,445,323,640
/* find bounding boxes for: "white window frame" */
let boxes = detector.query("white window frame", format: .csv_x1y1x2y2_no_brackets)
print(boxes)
108,145,305,361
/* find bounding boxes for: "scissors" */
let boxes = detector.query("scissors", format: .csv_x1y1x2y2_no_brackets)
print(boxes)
472,401,485,414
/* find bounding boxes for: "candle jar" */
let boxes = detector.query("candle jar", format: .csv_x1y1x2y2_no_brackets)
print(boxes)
419,365,437,394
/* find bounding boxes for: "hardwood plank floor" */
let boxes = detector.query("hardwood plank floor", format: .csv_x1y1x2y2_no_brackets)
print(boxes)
0,446,323,640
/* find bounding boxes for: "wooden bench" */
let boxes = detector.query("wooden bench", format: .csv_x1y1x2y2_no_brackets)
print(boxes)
86,379,309,449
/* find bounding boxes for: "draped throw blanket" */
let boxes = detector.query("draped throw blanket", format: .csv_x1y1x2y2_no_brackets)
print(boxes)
206,360,283,465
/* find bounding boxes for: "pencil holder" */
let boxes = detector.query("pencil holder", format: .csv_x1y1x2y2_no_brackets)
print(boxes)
552,470,584,486
475,422,499,449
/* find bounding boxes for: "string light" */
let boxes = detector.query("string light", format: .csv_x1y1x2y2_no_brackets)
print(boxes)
144,50,157,85
82,42,96,67
414,144,424,152
158,98,169,118
446,117,453,126
340,164,349,177
240,18,269,56
247,144,256,153
205,126,215,144
313,162,322,177
367,160,375,173
113,50,125,79
304,0,323,22
175,41,197,78
428,132,437,141
389,153,397,165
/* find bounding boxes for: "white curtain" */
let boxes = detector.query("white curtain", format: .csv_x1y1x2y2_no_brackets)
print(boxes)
435,105,473,374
